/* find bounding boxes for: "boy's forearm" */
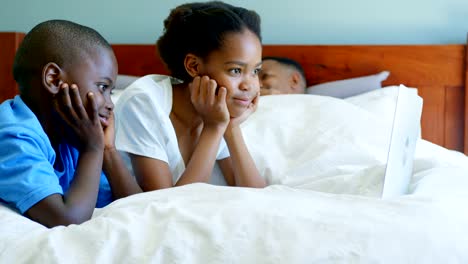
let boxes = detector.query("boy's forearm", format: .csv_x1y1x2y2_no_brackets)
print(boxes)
103,147,142,198
26,140,105,227
63,148,104,222
224,126,266,188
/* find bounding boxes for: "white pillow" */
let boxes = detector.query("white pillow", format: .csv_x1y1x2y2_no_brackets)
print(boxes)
112,75,139,104
112,74,184,104
306,71,390,98
346,85,417,124
115,74,139,90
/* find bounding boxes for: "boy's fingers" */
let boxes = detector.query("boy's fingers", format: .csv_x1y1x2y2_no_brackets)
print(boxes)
87,92,100,123
59,83,72,109
57,83,80,124
69,84,87,119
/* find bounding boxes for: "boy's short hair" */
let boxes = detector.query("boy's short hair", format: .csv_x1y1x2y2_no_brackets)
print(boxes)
13,19,113,94
262,56,306,85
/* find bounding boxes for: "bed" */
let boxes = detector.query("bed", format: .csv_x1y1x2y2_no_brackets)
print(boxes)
1,32,468,263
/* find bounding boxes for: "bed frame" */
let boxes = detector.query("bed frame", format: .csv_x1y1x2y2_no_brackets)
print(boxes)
1,32,467,154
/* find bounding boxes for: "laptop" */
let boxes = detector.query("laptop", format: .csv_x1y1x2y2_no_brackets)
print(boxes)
381,85,423,199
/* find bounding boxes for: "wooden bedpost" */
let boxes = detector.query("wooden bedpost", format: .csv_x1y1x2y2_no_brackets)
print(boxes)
464,33,468,154
0,32,24,103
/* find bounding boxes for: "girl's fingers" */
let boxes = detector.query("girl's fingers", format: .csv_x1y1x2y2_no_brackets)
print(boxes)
252,92,260,106
249,92,260,112
207,79,217,105
217,87,227,104
199,76,211,104
190,76,201,103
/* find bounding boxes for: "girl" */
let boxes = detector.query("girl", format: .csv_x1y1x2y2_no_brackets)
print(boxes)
114,1,266,190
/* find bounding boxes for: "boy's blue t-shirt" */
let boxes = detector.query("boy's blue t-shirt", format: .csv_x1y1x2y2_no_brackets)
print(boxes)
0,95,113,214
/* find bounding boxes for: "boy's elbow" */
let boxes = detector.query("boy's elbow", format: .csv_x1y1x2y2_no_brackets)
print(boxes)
24,194,94,228
59,214,88,227
41,214,88,228
27,211,91,228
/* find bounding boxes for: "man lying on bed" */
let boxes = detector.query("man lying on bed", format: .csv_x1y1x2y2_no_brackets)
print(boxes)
259,57,307,95
0,20,142,228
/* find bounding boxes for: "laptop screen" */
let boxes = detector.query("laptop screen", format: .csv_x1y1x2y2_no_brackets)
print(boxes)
381,86,423,199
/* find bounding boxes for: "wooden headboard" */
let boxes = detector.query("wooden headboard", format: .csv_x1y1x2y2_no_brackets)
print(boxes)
113,43,468,154
2,32,467,154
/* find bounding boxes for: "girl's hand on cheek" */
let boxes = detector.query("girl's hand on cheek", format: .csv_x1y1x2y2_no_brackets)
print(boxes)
53,83,104,151
228,91,260,128
190,76,230,129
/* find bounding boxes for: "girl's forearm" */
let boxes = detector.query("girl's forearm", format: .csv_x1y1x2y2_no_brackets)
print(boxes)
224,126,266,188
175,125,225,186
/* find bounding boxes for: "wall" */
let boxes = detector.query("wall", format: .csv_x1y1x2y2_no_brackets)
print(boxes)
1,0,467,44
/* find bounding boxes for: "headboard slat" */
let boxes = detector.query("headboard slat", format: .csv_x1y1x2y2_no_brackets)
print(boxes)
464,33,468,154
0,32,24,102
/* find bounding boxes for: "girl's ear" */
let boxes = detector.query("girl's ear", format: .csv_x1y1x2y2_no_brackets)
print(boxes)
184,53,201,78
42,62,63,95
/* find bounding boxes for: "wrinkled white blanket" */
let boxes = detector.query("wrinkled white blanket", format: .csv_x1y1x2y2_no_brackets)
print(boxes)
1,86,468,263
242,86,468,197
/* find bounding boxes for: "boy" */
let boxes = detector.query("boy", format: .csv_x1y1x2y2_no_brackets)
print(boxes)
0,20,141,228
259,56,307,95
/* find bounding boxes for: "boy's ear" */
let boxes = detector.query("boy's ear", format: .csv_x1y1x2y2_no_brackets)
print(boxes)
184,53,201,78
42,62,63,95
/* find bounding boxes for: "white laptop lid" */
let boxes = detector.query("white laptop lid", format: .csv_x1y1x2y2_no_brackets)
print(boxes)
381,86,423,199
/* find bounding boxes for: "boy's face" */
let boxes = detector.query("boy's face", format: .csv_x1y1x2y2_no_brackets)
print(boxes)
259,60,296,96
62,48,118,128
198,30,262,118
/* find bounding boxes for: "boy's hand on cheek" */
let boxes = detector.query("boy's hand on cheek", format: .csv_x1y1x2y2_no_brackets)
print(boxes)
189,76,230,129
53,83,105,151
103,111,116,150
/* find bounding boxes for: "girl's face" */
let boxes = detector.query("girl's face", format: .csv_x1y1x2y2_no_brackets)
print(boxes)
198,29,262,118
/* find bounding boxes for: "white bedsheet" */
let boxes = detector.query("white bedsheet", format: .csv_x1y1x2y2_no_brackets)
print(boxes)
1,86,468,263
1,184,467,263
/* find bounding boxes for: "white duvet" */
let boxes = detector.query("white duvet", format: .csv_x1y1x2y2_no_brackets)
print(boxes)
1,86,468,263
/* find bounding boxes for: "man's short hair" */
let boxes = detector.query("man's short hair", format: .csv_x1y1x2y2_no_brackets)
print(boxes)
262,56,306,84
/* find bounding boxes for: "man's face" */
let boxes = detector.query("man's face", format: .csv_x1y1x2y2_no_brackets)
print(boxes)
259,60,295,96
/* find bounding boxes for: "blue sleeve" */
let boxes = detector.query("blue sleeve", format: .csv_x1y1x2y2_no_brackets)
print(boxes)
96,171,113,208
0,126,63,214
